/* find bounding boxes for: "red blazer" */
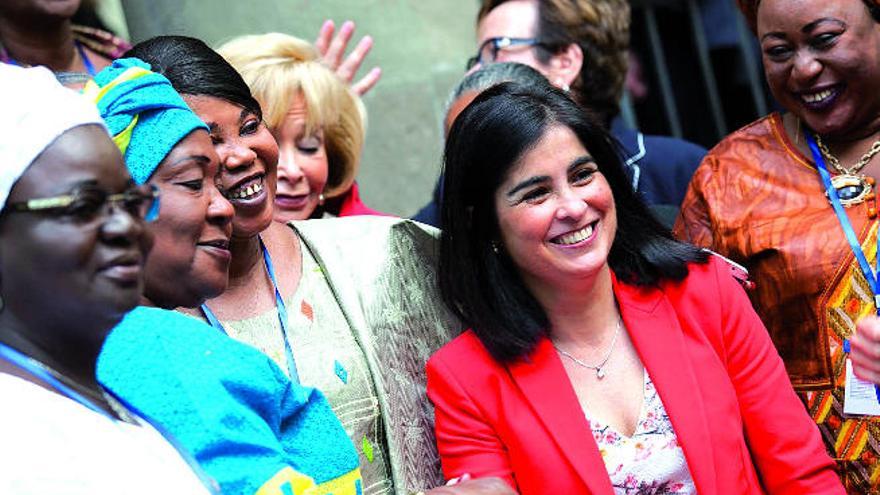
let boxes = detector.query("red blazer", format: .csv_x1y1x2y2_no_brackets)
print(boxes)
426,258,842,494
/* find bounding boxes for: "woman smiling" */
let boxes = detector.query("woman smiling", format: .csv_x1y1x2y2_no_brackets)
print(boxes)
428,82,842,494
675,1,880,490
123,37,463,494
0,63,212,493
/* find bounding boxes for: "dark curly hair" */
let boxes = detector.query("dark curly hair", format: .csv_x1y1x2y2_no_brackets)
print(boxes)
737,0,880,32
478,0,630,126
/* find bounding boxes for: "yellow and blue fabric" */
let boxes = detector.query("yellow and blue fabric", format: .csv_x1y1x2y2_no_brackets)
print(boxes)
97,307,362,495
84,57,207,184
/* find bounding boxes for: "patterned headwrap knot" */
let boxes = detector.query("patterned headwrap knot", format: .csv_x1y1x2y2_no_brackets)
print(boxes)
84,57,208,184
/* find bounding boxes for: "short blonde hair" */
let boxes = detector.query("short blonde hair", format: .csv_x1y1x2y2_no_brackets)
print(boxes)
218,32,365,198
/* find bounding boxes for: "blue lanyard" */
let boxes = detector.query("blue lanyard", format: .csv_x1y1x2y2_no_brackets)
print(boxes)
806,130,880,403
0,341,113,419
200,236,299,383
805,131,880,313
6,40,96,76
0,341,220,493
75,40,96,77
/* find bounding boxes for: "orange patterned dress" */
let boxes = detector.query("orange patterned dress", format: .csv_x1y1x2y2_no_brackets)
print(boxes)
674,112,880,493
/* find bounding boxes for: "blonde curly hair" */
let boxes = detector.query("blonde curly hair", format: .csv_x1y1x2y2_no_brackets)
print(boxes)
478,0,630,125
218,32,365,199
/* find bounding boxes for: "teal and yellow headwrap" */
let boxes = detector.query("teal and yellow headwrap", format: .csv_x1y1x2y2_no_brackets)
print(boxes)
84,58,208,184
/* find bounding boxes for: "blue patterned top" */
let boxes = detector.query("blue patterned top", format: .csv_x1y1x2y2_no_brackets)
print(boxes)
97,306,362,495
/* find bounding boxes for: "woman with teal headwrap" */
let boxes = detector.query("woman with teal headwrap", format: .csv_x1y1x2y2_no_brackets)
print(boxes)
0,61,213,495
91,58,363,495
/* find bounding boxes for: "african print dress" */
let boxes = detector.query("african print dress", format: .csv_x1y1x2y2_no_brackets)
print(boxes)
675,112,880,493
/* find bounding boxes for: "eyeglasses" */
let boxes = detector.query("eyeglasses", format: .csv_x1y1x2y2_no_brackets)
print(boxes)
466,37,552,70
6,184,160,223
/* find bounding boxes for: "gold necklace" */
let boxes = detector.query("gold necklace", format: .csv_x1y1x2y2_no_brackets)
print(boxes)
815,134,880,175
814,134,879,208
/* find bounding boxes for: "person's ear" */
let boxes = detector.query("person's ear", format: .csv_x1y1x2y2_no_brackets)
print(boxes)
547,42,583,91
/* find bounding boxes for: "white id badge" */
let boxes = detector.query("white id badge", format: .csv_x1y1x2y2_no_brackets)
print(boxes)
844,359,880,416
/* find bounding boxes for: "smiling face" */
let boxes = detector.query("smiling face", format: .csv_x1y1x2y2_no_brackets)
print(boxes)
142,129,235,309
758,0,880,137
494,124,616,296
0,125,149,339
271,93,329,222
183,94,279,239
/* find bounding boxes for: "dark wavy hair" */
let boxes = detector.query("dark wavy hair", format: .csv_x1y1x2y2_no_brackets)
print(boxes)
438,82,706,363
124,35,262,119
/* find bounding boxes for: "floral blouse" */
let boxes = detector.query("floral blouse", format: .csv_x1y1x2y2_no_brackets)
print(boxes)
588,372,696,494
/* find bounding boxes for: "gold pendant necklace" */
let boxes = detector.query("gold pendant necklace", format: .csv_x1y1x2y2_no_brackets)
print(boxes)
815,134,880,210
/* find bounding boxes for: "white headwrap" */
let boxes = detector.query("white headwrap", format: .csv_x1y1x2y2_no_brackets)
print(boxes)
0,63,106,210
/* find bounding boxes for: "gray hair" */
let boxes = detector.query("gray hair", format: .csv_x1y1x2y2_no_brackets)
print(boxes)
445,62,550,117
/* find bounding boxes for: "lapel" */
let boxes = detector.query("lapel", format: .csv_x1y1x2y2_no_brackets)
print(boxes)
612,274,718,494
508,338,615,494
293,218,455,493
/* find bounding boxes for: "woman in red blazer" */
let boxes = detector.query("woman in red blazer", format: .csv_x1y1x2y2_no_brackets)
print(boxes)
428,81,842,494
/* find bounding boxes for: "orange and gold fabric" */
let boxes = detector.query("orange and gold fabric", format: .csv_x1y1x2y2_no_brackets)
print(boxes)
674,112,874,390
674,112,880,493
809,224,880,493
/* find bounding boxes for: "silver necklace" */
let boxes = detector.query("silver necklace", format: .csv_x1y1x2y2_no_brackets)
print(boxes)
553,318,622,379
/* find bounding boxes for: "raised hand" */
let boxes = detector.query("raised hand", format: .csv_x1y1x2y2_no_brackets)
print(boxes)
314,19,382,96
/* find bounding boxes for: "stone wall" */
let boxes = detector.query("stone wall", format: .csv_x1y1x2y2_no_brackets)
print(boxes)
121,0,479,216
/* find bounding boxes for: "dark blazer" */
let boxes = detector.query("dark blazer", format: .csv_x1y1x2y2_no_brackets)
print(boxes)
427,258,842,494
612,118,706,208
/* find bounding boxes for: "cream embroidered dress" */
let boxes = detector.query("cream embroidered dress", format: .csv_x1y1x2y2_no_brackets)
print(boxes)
221,246,393,495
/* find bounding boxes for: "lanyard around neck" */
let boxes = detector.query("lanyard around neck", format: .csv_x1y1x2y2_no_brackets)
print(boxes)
5,40,96,76
805,130,880,314
0,341,114,419
0,337,222,493
200,236,299,383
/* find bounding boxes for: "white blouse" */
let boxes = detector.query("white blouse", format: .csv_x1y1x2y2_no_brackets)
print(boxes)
0,373,214,494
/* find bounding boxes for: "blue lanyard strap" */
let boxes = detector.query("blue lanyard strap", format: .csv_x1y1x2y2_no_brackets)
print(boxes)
6,40,96,77
805,130,880,313
0,342,221,493
74,40,96,77
200,236,299,382
0,341,113,419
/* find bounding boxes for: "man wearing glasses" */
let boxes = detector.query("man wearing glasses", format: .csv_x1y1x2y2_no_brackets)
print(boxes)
468,0,707,220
